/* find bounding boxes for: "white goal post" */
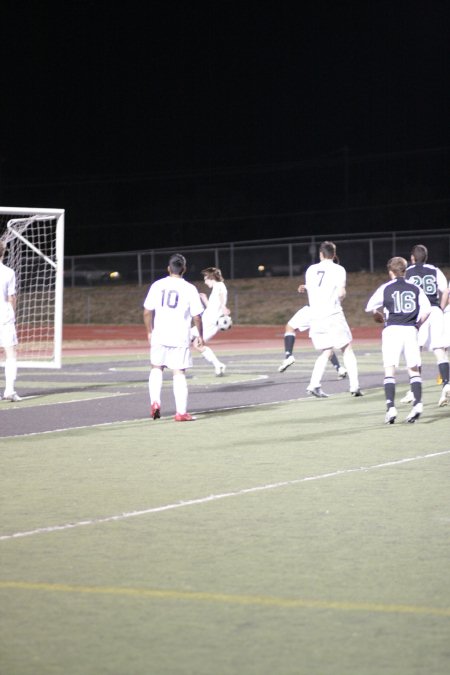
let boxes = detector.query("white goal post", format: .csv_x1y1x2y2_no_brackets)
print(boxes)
0,206,65,368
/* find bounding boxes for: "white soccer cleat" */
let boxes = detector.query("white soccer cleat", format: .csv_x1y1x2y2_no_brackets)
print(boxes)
400,390,414,404
384,407,397,424
278,355,295,372
337,366,348,379
405,402,423,423
307,386,329,398
438,383,450,407
5,393,21,402
3,392,22,402
215,363,226,377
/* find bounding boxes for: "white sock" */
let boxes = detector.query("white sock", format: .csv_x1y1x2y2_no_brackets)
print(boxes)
173,372,188,414
343,347,360,391
149,368,163,404
201,347,221,369
4,357,17,396
309,352,329,389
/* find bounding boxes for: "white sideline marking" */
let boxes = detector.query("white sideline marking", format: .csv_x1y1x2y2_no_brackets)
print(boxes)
0,396,303,438
0,392,131,412
1,450,449,542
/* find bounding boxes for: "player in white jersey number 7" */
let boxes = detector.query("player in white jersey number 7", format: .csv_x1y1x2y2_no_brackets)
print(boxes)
302,241,362,399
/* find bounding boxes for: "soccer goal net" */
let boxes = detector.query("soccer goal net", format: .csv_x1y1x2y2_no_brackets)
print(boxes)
0,207,64,368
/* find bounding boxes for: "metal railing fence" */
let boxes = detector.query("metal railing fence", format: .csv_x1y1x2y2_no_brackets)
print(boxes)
64,228,450,287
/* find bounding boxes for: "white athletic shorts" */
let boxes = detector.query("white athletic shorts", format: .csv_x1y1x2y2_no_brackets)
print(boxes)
150,344,193,370
418,305,449,350
288,305,311,332
309,312,352,351
382,325,421,368
191,322,219,343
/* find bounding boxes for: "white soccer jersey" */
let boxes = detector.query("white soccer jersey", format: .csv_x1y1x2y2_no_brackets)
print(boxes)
0,262,16,325
143,276,204,348
305,259,346,320
203,281,227,324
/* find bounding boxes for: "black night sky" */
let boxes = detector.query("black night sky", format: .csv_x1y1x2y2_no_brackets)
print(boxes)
1,1,449,255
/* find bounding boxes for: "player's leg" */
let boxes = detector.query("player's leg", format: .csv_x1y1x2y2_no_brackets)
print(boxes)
194,324,226,376
382,326,401,423
402,321,427,403
404,327,423,423
173,369,195,421
172,347,195,420
341,343,362,395
435,347,450,406
428,306,450,405
201,346,226,376
278,324,296,372
383,366,397,424
3,344,21,401
329,315,359,394
329,350,347,378
279,307,311,373
307,348,332,397
149,366,163,419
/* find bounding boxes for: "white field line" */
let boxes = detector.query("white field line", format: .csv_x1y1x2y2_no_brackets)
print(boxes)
1,450,449,542
0,392,131,415
0,395,305,439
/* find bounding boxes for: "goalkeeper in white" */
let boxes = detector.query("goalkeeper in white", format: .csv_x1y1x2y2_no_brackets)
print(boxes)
0,241,21,401
191,267,230,376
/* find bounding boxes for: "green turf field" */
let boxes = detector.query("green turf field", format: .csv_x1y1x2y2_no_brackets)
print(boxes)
1,350,449,675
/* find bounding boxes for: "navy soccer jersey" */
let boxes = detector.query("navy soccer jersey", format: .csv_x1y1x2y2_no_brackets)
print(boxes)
405,263,445,307
366,278,424,327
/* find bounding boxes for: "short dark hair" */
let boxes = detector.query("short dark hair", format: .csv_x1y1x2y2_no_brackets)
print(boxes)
411,244,428,263
319,241,337,259
168,253,186,274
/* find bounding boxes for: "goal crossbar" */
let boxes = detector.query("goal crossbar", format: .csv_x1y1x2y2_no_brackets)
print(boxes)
0,207,65,369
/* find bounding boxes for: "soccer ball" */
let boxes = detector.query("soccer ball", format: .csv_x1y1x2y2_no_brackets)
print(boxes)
217,315,233,331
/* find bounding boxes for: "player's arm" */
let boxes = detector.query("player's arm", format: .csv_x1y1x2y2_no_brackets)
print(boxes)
416,290,431,327
192,314,204,347
365,286,384,322
439,286,449,311
143,308,154,343
218,287,230,315
337,285,346,301
8,293,16,315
